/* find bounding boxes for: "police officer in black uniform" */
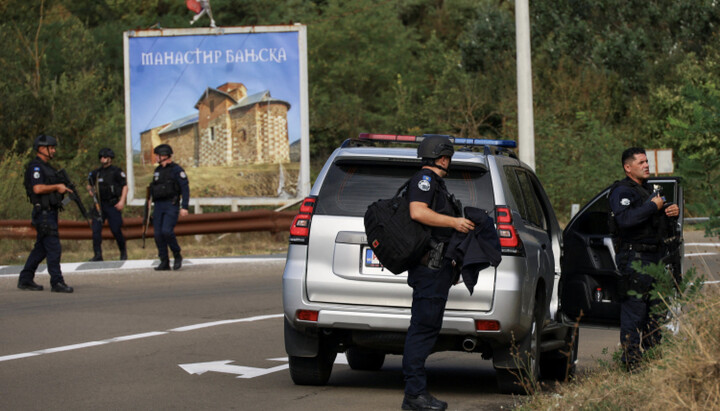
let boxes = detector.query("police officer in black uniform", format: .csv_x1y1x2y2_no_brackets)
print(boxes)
150,144,190,271
401,136,475,411
609,147,679,370
18,135,74,293
87,148,128,261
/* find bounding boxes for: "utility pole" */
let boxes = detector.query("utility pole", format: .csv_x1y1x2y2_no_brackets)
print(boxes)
515,0,535,170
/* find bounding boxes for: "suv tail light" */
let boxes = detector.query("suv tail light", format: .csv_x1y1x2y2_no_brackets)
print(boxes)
495,206,524,255
289,196,317,244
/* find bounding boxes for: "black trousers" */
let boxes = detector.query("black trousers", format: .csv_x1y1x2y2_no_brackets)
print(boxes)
616,250,664,364
403,259,454,396
92,202,125,256
19,209,65,286
153,201,181,260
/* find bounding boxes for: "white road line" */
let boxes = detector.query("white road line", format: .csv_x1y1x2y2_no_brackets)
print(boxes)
686,252,719,257
0,313,283,364
0,256,286,277
685,243,720,247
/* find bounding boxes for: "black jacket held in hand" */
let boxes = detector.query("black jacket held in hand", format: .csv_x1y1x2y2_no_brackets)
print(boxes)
445,207,502,294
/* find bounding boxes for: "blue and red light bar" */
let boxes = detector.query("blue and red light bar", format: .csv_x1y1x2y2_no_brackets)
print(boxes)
358,133,517,148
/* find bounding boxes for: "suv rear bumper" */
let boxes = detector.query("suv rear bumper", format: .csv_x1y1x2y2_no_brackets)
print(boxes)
283,245,532,356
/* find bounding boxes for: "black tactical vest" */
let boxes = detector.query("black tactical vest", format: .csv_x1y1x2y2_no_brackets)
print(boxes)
24,159,63,209
151,165,180,201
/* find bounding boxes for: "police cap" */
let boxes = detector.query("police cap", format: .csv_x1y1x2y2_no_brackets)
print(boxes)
153,144,173,156
99,148,115,159
417,135,454,160
33,134,58,151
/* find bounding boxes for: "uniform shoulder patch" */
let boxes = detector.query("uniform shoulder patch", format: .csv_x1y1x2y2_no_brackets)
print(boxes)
620,198,631,206
418,178,431,192
179,171,187,179
120,172,126,178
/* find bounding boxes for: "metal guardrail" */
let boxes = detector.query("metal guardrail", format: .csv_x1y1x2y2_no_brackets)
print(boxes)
0,210,296,240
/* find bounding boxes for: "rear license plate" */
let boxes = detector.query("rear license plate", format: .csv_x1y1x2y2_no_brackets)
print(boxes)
363,247,382,268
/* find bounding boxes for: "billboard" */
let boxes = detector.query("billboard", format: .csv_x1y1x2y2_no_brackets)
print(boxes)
123,26,310,209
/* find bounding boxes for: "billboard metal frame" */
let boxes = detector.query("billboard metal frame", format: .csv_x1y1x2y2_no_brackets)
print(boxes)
123,25,310,210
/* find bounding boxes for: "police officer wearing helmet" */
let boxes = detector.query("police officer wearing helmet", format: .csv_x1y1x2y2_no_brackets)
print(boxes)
86,148,128,261
18,134,74,293
401,135,475,410
150,144,190,271
609,147,680,370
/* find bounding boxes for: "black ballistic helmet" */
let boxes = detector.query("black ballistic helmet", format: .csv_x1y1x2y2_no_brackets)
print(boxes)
153,144,173,156
417,135,454,160
98,148,115,159
33,134,58,151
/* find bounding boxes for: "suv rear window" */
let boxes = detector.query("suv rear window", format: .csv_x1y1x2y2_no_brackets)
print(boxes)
315,159,493,217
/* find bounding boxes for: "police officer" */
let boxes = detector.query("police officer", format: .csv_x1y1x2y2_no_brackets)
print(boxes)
150,144,190,271
609,147,680,370
18,135,74,293
401,136,475,411
87,148,128,261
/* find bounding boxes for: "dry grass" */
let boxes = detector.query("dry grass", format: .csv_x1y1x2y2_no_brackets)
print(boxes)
133,162,300,198
519,285,720,410
0,231,289,265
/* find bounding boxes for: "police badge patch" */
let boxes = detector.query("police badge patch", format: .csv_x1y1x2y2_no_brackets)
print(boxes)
620,198,631,206
418,176,431,192
180,171,187,179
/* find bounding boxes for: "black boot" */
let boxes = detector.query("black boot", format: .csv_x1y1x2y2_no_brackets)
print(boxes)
89,254,103,262
119,244,128,261
155,258,171,271
173,252,183,270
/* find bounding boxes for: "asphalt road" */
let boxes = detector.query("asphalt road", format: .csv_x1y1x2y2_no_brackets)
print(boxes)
0,232,716,410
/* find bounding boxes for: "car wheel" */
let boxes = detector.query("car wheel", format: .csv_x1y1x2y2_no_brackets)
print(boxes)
540,326,579,381
288,346,337,386
495,296,542,395
346,347,385,371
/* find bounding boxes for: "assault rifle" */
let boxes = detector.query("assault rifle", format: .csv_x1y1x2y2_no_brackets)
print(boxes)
56,169,92,227
89,174,103,223
141,186,152,248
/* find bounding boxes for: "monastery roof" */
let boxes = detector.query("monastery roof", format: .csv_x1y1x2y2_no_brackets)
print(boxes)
157,112,199,135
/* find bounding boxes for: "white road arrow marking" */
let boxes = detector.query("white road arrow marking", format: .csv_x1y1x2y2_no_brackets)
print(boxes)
179,360,289,379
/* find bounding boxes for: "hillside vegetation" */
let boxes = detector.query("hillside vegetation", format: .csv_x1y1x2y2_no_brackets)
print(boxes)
1,0,719,225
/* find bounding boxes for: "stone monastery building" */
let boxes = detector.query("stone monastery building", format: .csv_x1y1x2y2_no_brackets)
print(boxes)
140,82,291,168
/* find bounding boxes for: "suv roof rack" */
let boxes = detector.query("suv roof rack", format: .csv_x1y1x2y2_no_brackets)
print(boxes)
349,133,518,159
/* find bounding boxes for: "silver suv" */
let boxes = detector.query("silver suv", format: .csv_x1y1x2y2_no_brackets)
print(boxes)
282,134,578,394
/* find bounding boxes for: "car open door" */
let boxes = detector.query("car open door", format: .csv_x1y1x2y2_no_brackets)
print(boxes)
559,177,684,326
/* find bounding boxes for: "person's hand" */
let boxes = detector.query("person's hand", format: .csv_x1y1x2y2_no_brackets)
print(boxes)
454,217,475,233
115,202,125,211
665,203,679,217
179,208,189,217
650,194,664,210
57,184,72,194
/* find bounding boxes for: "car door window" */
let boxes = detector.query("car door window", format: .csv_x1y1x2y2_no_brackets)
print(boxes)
503,167,527,219
516,170,546,229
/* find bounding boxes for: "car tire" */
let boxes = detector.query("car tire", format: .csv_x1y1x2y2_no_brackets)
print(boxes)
288,347,337,386
346,347,385,371
495,296,542,395
540,326,579,381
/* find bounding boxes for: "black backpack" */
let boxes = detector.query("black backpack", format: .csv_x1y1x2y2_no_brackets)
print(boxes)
364,180,432,274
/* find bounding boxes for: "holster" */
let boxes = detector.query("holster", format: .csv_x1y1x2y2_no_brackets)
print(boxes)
420,239,445,270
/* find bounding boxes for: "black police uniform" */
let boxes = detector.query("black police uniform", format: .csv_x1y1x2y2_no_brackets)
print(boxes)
88,165,127,259
19,157,67,288
402,168,460,397
609,176,666,366
151,162,190,264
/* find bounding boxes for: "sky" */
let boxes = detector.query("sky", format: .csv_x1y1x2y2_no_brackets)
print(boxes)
127,30,303,152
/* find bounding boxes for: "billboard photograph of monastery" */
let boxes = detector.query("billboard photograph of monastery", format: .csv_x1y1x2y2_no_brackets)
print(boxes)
124,26,309,205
